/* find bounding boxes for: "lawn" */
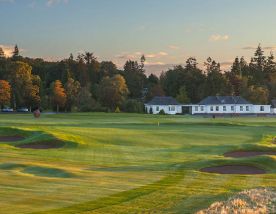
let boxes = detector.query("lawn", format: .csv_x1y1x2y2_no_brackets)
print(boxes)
0,113,275,214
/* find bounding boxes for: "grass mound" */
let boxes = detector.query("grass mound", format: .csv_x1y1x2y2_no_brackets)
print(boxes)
0,162,73,178
200,165,266,174
0,163,25,170
196,187,276,214
22,166,74,178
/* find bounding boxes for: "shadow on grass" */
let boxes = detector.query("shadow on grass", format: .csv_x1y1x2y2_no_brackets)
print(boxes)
0,162,75,178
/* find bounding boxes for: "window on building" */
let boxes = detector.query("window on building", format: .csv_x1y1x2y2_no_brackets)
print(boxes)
260,106,264,111
195,106,199,111
171,106,175,111
210,106,214,111
246,106,249,111
216,106,219,111
156,106,159,111
240,106,243,111
231,106,235,111
201,106,204,111
223,106,226,111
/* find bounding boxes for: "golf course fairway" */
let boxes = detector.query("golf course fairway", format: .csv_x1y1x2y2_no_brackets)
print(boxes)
0,113,275,213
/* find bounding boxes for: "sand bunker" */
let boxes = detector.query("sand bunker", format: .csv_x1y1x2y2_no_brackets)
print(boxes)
17,140,65,149
0,135,25,142
224,151,276,158
200,165,266,174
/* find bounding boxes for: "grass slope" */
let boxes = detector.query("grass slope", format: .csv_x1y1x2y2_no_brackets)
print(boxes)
0,113,274,213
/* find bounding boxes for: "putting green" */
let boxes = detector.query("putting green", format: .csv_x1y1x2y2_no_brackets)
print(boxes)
0,113,275,213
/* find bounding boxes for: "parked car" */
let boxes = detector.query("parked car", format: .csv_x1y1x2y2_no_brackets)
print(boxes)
17,108,29,112
2,107,14,112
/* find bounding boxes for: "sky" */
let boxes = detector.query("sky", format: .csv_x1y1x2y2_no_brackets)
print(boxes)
1,0,276,75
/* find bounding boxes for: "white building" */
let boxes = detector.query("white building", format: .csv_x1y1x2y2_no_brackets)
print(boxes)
272,100,276,114
145,96,182,115
188,96,271,115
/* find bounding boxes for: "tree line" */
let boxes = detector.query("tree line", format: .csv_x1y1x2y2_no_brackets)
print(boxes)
0,44,275,113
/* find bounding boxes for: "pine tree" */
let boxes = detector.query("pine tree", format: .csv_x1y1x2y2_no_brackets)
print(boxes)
12,44,19,59
231,57,241,76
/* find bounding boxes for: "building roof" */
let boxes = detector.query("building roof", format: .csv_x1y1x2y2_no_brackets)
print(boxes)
198,96,252,105
146,96,181,105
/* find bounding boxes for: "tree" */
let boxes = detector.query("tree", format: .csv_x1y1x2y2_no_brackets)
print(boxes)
99,61,118,79
249,44,266,85
77,85,96,112
147,74,159,86
0,47,5,59
12,44,19,60
98,74,129,109
244,86,269,104
123,60,146,98
123,99,144,113
160,66,183,97
146,84,165,101
51,80,67,112
204,58,232,96
65,78,80,111
231,57,242,76
176,86,190,104
8,61,39,108
184,57,206,102
25,84,40,110
0,80,11,107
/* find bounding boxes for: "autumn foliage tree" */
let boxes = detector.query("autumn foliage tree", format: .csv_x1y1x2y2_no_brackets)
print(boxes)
98,74,128,110
51,80,67,112
0,80,11,107
9,61,40,109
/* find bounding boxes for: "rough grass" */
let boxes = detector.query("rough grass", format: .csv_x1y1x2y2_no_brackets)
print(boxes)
196,187,276,213
0,113,274,213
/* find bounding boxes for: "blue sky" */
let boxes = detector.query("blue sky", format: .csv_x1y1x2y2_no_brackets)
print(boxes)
1,0,276,74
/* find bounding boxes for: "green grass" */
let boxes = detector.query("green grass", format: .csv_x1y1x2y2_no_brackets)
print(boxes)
0,113,275,213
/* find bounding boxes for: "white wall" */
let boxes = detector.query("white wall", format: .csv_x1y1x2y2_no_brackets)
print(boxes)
253,105,271,114
191,104,271,115
145,105,182,115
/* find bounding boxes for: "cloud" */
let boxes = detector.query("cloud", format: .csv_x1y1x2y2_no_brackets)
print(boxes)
263,46,276,50
242,46,256,50
144,61,165,66
144,64,176,76
145,52,168,58
209,34,229,42
115,51,168,61
46,0,68,7
168,45,180,50
242,45,276,51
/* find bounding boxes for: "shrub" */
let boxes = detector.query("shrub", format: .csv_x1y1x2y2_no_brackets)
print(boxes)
159,109,166,115
123,99,144,113
115,106,120,113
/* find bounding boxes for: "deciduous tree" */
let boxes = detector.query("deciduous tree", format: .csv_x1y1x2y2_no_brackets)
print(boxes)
65,78,80,111
98,74,128,109
51,80,67,112
0,80,11,107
